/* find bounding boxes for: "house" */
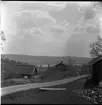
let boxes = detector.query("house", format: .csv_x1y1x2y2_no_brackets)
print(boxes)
84,55,102,88
54,61,67,71
55,61,67,67
18,65,38,79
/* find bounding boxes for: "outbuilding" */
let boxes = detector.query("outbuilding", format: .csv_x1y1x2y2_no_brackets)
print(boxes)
89,55,102,86
84,56,102,89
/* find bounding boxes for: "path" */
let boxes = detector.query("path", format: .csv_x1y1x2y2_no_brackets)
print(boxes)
1,75,88,96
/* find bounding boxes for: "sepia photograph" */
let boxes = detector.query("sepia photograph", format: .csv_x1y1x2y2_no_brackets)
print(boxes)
1,1,102,104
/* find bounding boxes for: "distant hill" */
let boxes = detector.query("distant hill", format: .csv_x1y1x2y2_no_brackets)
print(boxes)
1,54,91,65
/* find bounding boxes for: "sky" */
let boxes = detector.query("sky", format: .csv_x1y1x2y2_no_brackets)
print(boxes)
1,1,102,57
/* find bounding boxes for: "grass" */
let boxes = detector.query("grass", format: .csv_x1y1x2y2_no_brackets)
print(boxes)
1,77,93,104
1,66,90,88
38,67,78,82
1,78,31,88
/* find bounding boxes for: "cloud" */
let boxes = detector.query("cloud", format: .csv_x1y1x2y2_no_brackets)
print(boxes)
73,24,86,33
16,2,67,12
25,27,45,36
86,24,100,34
11,27,45,41
60,20,69,30
83,7,96,21
43,2,67,11
12,10,56,30
15,2,68,11
77,2,93,7
78,3,97,22
34,10,56,25
20,2,46,10
12,10,35,30
73,17,100,34
72,3,101,34
48,3,82,26
50,25,65,33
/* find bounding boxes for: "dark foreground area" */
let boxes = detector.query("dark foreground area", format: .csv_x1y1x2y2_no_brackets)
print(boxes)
1,78,93,104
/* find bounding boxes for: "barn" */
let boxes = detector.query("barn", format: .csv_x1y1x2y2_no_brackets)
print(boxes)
89,56,102,86
3,63,37,80
84,55,102,89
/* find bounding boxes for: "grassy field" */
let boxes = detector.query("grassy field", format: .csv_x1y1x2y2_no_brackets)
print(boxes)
1,77,93,104
1,64,91,88
1,66,79,88
1,78,31,88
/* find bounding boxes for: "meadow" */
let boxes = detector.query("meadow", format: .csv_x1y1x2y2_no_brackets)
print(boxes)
1,54,91,88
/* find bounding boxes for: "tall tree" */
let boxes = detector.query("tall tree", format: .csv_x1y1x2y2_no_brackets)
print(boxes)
90,35,102,58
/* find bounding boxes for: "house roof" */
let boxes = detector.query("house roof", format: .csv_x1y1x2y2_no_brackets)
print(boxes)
88,55,102,65
14,64,36,74
55,63,67,67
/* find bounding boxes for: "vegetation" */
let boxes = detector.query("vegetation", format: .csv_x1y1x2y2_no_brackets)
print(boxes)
90,35,102,59
0,30,6,53
1,56,35,81
76,86,102,104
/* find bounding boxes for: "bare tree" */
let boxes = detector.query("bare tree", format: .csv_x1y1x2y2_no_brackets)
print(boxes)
0,31,6,54
90,35,102,58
